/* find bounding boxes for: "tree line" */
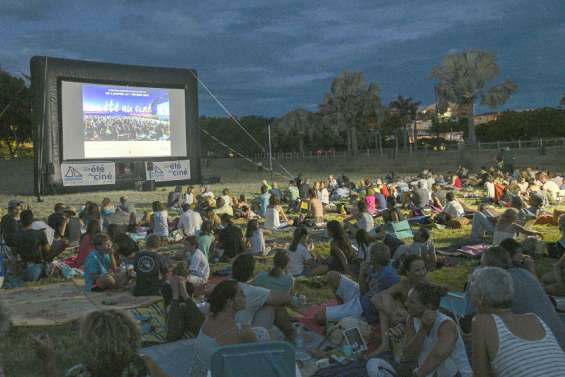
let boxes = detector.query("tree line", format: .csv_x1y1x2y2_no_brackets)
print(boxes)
1,49,564,158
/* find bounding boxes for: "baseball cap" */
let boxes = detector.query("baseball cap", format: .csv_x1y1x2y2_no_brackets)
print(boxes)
63,206,77,216
7,199,23,209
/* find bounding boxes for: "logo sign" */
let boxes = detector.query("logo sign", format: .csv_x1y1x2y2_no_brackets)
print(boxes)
145,160,190,182
61,162,116,186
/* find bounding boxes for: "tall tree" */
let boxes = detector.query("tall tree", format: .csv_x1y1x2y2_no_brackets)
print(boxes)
388,95,420,149
272,108,313,154
0,69,32,158
319,71,382,155
430,50,517,144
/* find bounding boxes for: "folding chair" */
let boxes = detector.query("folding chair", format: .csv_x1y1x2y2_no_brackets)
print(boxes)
140,338,197,377
385,220,413,240
211,341,296,377
440,291,473,328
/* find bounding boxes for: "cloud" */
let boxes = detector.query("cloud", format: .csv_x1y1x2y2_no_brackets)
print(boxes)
0,0,563,115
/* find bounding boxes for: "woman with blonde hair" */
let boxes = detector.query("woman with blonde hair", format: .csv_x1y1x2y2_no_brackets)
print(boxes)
33,309,167,377
493,208,542,245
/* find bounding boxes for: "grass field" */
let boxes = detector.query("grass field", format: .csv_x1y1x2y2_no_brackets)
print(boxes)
0,158,562,376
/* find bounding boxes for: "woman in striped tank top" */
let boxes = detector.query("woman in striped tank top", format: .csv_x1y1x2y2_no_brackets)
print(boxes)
470,267,565,377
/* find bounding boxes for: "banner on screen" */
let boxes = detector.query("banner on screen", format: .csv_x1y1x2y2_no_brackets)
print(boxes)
61,162,116,186
146,160,190,182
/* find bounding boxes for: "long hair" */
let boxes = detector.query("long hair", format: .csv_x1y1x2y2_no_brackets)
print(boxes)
327,220,353,259
80,219,101,242
209,280,239,315
245,219,259,238
270,251,289,277
80,310,142,377
289,226,308,252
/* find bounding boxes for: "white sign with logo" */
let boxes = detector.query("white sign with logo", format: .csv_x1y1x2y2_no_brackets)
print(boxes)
146,160,191,182
61,162,116,186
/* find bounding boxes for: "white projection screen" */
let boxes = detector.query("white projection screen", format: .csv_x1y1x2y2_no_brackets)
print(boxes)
61,81,187,160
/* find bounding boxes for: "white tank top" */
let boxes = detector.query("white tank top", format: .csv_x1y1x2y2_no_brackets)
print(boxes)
264,207,280,229
413,312,472,377
492,314,565,377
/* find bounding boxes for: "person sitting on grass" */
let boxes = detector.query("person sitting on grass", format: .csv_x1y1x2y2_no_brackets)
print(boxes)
77,219,101,267
492,208,543,245
470,267,565,377
33,309,168,377
232,254,294,341
308,220,354,276
315,243,400,325
372,254,429,354
392,228,437,270
185,235,210,285
257,185,271,218
499,238,537,277
84,233,128,292
47,202,69,240
481,246,565,351
253,251,294,293
381,196,403,224
542,215,565,296
165,269,205,342
287,226,318,277
133,234,170,297
245,219,267,256
15,209,68,281
264,196,290,230
213,197,234,217
167,185,182,208
150,201,169,242
307,189,324,225
441,192,465,222
197,220,215,260
367,282,472,377
176,203,202,237
218,214,245,260
344,201,375,235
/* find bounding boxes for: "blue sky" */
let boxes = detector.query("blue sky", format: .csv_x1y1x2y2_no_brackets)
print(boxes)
1,0,563,116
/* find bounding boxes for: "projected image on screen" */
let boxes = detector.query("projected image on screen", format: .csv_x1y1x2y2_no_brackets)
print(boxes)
61,81,187,160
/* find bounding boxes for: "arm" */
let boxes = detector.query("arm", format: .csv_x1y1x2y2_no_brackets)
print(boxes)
278,206,288,222
401,317,427,362
471,315,494,377
267,291,292,306
554,253,565,288
512,223,542,238
416,320,458,377
358,263,370,294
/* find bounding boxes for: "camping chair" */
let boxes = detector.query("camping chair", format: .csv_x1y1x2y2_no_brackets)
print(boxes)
440,291,473,328
211,341,296,377
384,220,413,240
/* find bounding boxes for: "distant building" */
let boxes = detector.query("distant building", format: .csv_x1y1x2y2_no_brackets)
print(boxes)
473,112,500,126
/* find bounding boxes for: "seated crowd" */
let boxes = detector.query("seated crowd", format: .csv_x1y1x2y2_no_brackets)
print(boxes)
2,164,565,376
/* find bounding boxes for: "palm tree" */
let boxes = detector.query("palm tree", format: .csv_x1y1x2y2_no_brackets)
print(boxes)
388,96,420,150
430,49,517,144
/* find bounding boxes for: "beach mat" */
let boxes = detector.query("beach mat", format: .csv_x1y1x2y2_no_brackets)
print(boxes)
0,280,161,326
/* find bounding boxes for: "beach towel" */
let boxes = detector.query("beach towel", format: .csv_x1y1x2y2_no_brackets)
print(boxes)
456,243,490,257
129,302,167,344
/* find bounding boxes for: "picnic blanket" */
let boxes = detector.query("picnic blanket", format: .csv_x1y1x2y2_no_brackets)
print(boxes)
457,243,490,257
0,280,161,326
130,302,167,344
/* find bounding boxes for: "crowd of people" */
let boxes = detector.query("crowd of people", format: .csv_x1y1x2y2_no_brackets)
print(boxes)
84,114,170,142
2,163,565,376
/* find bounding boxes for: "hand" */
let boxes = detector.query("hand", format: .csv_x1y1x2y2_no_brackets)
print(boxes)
387,323,404,343
421,310,437,332
31,334,55,360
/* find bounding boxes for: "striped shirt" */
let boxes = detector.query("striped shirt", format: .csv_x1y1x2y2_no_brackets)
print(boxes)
492,314,565,377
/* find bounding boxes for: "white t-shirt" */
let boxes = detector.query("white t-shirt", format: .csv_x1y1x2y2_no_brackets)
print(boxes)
320,188,330,205
287,243,312,276
444,200,465,219
221,195,232,206
357,212,374,232
485,181,495,199
236,282,271,325
183,193,194,205
177,210,203,236
188,249,210,281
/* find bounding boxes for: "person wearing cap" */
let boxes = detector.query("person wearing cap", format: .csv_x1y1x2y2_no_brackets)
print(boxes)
47,203,69,240
1,199,23,248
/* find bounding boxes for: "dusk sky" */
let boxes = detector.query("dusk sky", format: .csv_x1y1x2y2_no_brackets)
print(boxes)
1,0,563,117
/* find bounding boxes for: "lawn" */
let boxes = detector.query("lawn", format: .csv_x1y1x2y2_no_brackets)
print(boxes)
0,163,562,376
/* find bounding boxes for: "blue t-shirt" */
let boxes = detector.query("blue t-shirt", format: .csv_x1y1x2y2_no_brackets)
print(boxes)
360,264,400,323
253,271,294,293
374,193,387,210
258,193,271,217
83,250,111,292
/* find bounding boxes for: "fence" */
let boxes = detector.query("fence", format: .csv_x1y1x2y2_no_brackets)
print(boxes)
234,137,565,161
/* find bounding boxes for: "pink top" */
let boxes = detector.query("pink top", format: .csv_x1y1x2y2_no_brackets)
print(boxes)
77,233,94,267
365,195,376,214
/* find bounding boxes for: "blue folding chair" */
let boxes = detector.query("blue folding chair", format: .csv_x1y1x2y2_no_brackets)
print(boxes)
440,291,473,328
211,341,296,377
